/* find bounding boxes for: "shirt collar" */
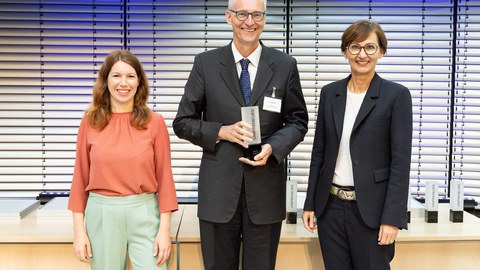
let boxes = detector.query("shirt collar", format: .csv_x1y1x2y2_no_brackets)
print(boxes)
231,41,262,68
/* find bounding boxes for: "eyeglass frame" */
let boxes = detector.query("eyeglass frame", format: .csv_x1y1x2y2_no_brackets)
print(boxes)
346,43,379,55
228,9,266,22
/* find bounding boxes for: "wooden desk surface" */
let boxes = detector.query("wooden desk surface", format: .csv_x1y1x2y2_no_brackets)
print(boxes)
3,202,478,244
0,205,184,270
176,204,200,242
178,204,319,243
0,205,184,243
177,203,480,243
1,203,479,270
398,204,480,241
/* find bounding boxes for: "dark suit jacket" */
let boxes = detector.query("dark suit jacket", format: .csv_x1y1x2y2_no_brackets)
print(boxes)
303,73,412,229
173,43,308,225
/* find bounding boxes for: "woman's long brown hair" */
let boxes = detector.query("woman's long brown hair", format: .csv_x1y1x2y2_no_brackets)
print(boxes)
85,50,151,130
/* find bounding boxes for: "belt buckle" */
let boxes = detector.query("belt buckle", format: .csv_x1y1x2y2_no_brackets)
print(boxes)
337,189,355,201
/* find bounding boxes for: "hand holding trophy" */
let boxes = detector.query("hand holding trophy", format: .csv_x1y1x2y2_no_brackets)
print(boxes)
241,106,262,160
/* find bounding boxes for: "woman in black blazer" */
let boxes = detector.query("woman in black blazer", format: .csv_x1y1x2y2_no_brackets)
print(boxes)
302,20,413,270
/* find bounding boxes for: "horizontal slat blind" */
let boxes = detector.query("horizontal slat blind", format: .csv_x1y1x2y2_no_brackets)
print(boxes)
288,0,454,206
0,0,124,197
453,0,480,200
125,0,287,200
1,0,479,205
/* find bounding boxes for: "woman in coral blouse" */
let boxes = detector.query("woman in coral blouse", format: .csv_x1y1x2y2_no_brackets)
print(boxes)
68,50,178,270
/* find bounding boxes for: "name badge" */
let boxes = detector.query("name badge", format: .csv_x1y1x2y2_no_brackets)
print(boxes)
263,87,282,113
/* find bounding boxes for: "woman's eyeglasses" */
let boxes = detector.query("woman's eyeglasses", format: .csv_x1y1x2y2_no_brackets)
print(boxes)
347,43,378,55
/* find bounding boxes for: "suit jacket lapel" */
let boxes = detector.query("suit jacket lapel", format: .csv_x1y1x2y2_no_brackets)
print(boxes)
219,43,246,106
250,45,273,106
333,77,349,138
352,73,381,132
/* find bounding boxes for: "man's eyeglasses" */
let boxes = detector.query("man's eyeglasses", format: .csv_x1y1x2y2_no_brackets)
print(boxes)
347,43,378,55
228,9,265,22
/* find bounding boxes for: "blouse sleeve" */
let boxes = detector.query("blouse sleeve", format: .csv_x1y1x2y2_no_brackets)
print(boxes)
67,117,91,213
154,113,179,213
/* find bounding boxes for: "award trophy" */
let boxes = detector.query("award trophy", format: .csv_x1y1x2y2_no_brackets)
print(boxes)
425,181,439,223
241,106,262,160
286,180,297,224
449,180,464,223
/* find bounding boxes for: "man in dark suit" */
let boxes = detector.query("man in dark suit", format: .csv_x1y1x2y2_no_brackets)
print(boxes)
302,21,412,270
173,0,308,269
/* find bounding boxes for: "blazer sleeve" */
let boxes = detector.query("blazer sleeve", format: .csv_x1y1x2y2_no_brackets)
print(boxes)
381,85,413,229
265,58,308,162
173,55,222,152
303,88,326,211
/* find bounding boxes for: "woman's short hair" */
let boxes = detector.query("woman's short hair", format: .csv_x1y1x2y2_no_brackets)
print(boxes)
341,20,388,54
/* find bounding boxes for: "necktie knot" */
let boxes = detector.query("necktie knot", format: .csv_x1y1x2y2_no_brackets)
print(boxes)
240,58,250,71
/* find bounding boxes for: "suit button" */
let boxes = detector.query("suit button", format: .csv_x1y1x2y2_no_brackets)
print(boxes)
353,160,359,166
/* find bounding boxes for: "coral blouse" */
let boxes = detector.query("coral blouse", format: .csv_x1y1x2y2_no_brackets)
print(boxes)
68,111,178,214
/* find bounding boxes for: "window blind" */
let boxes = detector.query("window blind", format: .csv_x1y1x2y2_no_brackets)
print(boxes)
453,0,480,200
0,0,124,197
1,0,479,205
125,0,287,201
288,0,455,206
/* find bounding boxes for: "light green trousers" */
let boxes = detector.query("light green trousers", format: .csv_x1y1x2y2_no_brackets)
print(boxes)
85,192,167,270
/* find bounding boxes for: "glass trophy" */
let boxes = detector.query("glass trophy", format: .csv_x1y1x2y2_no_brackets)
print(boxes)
241,106,262,160
425,181,439,223
286,180,297,224
449,180,464,223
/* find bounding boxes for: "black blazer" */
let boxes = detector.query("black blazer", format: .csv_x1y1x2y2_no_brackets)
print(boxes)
304,73,412,229
173,43,308,225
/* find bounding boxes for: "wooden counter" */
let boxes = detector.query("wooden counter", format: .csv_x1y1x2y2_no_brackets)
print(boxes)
1,203,479,269
392,204,480,269
176,204,324,269
0,205,184,270
176,204,480,270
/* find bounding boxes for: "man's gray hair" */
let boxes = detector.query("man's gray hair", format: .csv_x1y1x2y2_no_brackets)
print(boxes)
228,0,267,11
